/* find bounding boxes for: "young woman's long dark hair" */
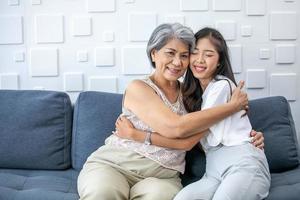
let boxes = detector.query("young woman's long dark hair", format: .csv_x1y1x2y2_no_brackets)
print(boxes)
182,27,237,113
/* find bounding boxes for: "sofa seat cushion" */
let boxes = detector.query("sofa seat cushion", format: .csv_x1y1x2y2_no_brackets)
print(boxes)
0,169,79,200
0,90,73,169
266,167,300,200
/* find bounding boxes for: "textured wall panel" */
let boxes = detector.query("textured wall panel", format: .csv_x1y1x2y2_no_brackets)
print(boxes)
87,0,115,12
77,50,88,62
88,76,117,92
0,16,23,44
270,73,297,101
246,69,266,88
72,16,91,36
102,31,115,42
213,0,241,11
275,44,296,64
180,0,208,11
241,25,252,37
246,0,266,16
95,47,115,67
30,48,58,77
128,13,157,41
260,48,270,60
122,46,151,75
228,45,242,74
270,12,297,40
14,51,25,62
8,0,19,6
64,72,84,92
216,21,236,41
31,0,41,5
164,15,185,24
35,15,64,43
0,73,19,89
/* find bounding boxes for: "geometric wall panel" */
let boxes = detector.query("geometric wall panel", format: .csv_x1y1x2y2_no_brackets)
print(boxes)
35,15,64,43
72,16,91,36
14,51,25,62
0,16,23,44
241,25,252,37
270,73,297,101
164,15,185,25
0,73,19,89
77,50,88,62
122,46,152,75
180,0,208,11
246,69,266,88
275,44,296,64
213,0,241,11
228,45,242,73
88,76,118,93
270,12,297,40
246,0,266,16
64,72,84,92
87,0,115,12
31,0,41,5
30,48,58,77
215,21,236,41
102,31,115,42
260,48,270,60
95,47,115,67
8,0,19,6
128,13,157,41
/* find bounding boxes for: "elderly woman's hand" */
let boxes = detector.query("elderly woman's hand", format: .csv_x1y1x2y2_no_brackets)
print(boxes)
250,130,264,150
114,116,135,140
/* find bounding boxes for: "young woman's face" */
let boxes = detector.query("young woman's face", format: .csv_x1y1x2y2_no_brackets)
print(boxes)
189,37,220,86
151,38,190,82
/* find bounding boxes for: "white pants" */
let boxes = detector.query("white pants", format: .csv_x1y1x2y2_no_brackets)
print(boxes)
174,143,271,200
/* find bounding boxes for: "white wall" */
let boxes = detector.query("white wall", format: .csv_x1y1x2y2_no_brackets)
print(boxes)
0,0,299,139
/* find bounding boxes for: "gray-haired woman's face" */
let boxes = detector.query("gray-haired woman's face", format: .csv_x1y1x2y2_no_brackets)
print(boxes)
151,38,190,81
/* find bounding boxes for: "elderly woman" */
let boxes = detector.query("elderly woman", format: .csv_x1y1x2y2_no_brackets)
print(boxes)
77,23,254,200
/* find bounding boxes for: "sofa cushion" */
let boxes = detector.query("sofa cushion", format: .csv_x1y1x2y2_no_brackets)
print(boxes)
72,91,122,170
0,169,79,200
248,96,299,173
0,90,72,169
266,167,300,200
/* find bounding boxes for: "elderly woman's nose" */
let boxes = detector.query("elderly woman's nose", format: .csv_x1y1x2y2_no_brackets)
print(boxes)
172,56,181,66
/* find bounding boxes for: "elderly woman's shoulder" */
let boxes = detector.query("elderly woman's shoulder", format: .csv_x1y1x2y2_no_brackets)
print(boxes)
126,79,152,94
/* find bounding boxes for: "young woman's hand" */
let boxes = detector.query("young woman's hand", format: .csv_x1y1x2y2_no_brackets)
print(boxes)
250,130,264,150
114,116,136,140
230,81,249,113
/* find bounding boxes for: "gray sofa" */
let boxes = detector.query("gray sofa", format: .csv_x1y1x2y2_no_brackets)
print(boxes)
0,90,299,200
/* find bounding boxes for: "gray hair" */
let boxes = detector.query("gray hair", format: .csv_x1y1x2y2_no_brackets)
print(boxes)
146,23,195,68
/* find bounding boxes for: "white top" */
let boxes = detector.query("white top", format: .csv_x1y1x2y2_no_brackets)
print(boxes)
105,77,187,173
200,75,252,152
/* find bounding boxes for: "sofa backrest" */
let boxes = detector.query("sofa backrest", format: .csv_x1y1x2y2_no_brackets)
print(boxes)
248,96,299,173
72,91,122,170
0,90,72,170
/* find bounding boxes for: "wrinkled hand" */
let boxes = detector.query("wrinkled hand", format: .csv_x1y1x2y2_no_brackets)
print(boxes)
250,130,264,150
231,81,249,114
114,116,135,140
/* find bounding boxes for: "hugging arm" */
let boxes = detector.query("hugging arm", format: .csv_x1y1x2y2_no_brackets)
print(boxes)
114,116,207,151
124,80,248,139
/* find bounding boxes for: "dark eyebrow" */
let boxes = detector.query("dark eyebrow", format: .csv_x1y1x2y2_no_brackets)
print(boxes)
204,49,216,53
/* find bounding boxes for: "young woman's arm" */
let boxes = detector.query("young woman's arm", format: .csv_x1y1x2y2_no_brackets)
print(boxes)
114,116,207,151
124,80,247,139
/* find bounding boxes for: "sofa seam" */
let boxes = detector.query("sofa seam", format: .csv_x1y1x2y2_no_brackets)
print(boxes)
63,95,68,168
73,92,82,170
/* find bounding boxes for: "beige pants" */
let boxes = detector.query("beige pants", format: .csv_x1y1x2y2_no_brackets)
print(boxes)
78,145,182,200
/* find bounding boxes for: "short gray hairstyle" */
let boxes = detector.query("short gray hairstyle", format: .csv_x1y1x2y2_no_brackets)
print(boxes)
146,23,195,68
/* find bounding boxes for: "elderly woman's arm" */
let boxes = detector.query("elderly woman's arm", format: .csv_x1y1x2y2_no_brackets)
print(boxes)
124,80,248,139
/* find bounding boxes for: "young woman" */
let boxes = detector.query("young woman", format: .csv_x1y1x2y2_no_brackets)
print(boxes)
115,27,269,200
78,23,251,200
